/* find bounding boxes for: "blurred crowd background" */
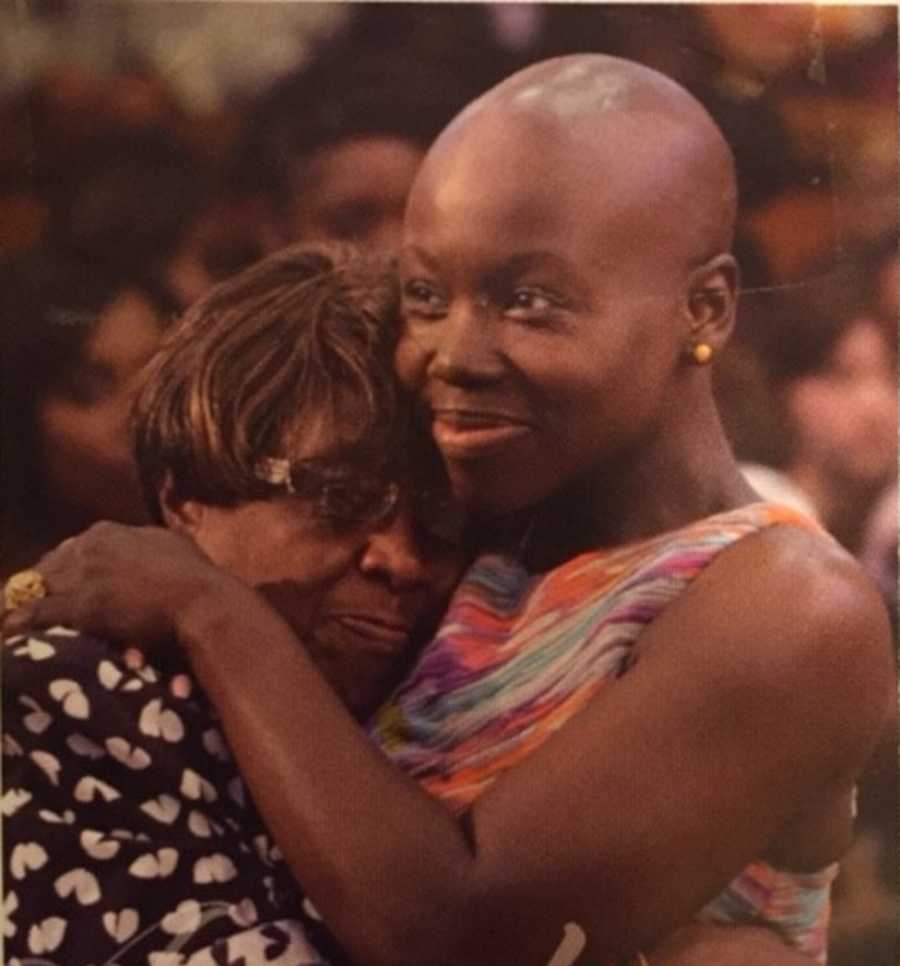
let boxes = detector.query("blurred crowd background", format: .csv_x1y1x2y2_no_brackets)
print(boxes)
0,4,896,963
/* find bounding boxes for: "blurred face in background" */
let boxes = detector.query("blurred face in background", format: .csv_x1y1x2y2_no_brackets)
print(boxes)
876,252,899,323
37,288,164,527
784,316,896,490
283,135,424,252
695,4,816,79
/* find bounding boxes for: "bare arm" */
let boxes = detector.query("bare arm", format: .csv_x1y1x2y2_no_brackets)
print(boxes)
10,523,894,965
648,922,817,965
174,527,892,964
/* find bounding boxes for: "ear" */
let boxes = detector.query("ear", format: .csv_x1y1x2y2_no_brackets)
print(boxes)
158,475,207,536
684,253,740,354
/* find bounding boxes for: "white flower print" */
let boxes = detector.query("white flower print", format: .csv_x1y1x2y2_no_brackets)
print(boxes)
54,867,102,906
161,899,202,936
48,678,90,719
10,842,49,879
27,916,67,954
3,890,19,937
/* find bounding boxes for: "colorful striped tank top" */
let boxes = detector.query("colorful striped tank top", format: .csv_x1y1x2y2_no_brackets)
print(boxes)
370,503,837,962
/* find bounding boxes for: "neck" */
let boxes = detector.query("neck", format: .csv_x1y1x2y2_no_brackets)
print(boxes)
522,390,755,569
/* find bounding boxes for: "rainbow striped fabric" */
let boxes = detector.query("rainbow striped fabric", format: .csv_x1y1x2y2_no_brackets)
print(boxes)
371,503,836,961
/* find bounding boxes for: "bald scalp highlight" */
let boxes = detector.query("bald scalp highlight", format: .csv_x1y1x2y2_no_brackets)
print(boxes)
418,54,738,260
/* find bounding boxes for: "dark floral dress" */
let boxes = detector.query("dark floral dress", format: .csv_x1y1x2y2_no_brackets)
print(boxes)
3,625,347,966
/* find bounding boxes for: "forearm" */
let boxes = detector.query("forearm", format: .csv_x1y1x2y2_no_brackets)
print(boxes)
175,585,817,966
9,524,868,964
178,587,498,966
648,922,816,965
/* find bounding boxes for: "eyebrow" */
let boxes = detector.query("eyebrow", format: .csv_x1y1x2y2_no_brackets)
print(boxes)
501,251,573,275
401,246,575,277
400,244,441,272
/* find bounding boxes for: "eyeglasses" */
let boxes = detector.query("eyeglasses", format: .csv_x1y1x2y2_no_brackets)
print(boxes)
254,457,464,543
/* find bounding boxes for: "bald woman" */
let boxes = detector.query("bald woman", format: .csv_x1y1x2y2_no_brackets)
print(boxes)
9,56,892,965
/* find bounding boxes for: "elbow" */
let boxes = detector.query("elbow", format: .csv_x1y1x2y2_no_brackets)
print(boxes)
351,914,477,966
351,924,460,966
349,882,511,966
354,895,543,966
361,936,502,966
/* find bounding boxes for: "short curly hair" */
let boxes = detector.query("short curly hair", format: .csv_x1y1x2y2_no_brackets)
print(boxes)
131,242,405,519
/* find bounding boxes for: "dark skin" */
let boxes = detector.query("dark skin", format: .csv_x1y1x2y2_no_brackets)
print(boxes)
7,524,840,966
6,56,893,965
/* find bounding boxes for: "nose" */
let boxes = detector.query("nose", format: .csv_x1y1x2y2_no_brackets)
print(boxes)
427,300,505,386
358,507,431,591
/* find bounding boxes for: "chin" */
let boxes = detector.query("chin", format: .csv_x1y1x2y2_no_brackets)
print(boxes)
448,462,551,516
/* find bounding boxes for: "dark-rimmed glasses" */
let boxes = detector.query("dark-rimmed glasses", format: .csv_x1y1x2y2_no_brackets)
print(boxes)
255,457,464,542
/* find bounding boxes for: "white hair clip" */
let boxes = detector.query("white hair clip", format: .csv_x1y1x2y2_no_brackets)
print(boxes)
254,457,295,494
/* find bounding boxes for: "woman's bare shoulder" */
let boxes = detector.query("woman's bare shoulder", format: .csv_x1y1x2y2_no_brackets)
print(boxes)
643,520,895,784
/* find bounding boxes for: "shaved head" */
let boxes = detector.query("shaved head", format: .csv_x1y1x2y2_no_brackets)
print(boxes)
411,54,738,266
398,56,747,517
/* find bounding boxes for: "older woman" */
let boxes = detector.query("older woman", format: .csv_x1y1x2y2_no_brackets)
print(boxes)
3,243,462,964
6,57,892,966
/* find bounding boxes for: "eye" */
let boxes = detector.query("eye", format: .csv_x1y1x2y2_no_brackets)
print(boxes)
402,279,448,319
316,479,400,530
504,287,559,323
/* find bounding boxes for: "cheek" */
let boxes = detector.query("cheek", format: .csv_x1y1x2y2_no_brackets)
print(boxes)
40,398,130,465
254,541,363,641
394,332,429,391
38,398,140,508
787,381,858,450
36,398,147,523
209,520,364,631
427,544,467,608
544,351,672,466
538,359,624,434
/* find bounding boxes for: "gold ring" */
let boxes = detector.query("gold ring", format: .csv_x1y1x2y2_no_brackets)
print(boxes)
4,569,47,612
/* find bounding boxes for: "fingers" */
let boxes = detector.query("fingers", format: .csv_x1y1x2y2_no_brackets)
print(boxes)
1,604,32,639
123,647,146,670
36,545,82,596
2,594,76,639
169,673,193,699
124,650,191,700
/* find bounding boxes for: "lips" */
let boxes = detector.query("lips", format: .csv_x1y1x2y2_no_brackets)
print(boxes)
328,614,414,650
431,408,534,459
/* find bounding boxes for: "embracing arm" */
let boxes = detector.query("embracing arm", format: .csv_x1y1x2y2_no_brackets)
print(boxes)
647,922,817,966
9,524,894,965
176,527,893,964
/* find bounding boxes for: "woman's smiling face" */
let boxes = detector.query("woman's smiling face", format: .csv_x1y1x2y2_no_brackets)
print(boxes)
395,115,692,513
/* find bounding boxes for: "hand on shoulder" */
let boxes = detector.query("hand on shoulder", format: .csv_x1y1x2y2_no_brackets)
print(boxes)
2,522,253,651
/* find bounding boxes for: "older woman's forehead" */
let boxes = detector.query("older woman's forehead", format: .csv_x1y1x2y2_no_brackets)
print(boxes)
276,396,413,467
278,407,373,460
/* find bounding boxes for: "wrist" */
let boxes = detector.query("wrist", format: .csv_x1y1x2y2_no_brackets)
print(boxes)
175,569,262,656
